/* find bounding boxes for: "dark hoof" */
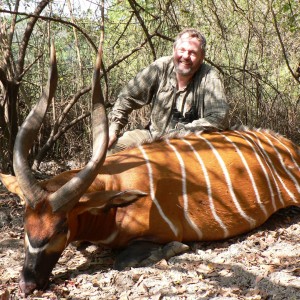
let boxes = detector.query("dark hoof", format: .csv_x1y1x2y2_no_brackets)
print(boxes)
114,241,190,270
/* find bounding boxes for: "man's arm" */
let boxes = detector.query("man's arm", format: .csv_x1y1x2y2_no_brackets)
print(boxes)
108,61,160,143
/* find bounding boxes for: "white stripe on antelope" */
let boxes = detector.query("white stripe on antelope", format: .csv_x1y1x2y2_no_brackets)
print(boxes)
0,43,299,296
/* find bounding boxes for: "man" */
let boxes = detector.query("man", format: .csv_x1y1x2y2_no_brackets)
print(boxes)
108,28,229,154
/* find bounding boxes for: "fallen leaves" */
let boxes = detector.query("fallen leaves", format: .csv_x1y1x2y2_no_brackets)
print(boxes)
1,194,300,299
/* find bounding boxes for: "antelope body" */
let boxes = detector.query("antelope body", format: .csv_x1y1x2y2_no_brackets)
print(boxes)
0,44,299,295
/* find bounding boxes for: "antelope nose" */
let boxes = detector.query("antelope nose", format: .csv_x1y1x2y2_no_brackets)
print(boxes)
19,278,37,295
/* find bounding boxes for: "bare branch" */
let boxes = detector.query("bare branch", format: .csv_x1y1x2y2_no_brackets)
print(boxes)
18,53,44,81
0,67,8,86
0,8,98,55
17,0,50,76
106,40,148,73
112,12,135,49
270,2,300,84
5,0,20,65
127,0,157,60
32,112,91,170
66,0,84,87
53,87,92,136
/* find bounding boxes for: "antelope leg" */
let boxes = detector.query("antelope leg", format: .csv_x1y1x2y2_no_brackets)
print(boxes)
114,241,190,270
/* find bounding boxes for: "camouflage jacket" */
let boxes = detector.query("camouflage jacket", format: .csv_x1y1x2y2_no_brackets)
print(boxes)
109,56,229,137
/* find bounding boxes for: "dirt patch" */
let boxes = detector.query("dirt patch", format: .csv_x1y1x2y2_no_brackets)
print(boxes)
1,187,300,299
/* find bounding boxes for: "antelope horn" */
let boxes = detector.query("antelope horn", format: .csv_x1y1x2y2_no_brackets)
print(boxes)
49,41,108,212
13,42,58,207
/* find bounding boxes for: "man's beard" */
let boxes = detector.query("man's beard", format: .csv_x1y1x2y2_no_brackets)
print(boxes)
174,63,194,76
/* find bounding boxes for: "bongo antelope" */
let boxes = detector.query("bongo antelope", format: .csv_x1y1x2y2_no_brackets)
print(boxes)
1,43,299,295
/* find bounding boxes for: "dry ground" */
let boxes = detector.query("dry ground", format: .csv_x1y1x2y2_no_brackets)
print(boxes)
1,183,300,300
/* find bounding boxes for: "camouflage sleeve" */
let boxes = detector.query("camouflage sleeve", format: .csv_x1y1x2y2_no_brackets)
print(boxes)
109,62,160,135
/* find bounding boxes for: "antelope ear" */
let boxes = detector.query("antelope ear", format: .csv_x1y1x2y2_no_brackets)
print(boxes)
74,190,147,214
0,174,26,204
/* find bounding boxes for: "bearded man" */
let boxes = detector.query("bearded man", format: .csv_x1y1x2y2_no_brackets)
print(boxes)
108,28,229,154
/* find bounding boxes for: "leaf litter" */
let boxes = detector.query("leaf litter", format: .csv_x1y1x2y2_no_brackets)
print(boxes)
1,183,300,299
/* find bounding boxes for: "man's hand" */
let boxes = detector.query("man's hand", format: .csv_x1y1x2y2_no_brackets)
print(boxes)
175,122,186,130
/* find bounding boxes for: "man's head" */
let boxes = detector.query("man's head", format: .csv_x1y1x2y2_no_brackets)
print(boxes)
173,28,206,77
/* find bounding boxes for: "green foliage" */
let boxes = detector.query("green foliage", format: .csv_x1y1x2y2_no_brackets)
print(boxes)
277,0,299,33
1,0,299,166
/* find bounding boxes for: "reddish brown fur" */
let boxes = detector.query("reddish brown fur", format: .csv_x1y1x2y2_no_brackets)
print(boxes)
1,129,299,295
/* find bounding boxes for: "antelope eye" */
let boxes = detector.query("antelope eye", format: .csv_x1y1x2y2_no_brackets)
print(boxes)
56,226,68,235
55,221,68,235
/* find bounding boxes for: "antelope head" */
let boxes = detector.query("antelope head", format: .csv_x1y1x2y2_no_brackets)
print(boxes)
0,42,144,295
8,42,107,294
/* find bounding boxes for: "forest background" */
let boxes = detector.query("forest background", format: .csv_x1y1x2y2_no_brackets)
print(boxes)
0,0,299,173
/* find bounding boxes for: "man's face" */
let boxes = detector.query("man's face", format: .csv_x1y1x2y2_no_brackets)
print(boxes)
173,34,205,77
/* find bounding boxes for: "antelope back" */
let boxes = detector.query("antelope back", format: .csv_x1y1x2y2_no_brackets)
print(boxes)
100,129,300,245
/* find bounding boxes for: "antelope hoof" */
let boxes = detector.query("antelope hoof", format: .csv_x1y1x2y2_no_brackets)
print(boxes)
139,241,190,267
114,241,190,270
